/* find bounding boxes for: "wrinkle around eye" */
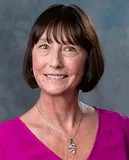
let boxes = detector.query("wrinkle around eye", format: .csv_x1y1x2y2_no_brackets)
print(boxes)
38,44,50,50
64,46,77,52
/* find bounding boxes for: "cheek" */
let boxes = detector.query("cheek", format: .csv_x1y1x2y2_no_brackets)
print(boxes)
67,56,86,76
33,57,39,69
32,55,45,85
32,53,44,73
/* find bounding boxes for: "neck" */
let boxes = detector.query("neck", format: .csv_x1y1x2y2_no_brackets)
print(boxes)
35,90,82,132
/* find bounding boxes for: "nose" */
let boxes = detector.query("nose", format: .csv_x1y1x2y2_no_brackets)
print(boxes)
49,49,64,69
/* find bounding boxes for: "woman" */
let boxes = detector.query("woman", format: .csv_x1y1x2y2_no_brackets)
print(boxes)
0,4,129,160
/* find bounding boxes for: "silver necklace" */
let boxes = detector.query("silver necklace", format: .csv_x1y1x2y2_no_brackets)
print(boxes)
36,103,82,154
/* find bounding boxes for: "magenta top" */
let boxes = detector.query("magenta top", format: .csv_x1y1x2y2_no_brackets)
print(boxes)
0,107,129,160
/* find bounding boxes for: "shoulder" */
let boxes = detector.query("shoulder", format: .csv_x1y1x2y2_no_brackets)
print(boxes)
0,117,17,130
91,104,129,142
79,100,122,118
96,107,129,157
0,118,18,159
79,101,129,127
96,106,129,126
0,117,18,141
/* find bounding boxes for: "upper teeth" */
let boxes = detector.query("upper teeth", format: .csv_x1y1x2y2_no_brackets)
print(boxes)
47,75,65,79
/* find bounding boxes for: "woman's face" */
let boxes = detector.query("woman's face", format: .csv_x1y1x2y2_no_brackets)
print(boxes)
32,31,87,95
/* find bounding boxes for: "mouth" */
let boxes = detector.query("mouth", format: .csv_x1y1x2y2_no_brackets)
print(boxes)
44,74,68,79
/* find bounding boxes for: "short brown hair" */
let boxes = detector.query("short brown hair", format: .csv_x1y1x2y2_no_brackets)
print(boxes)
23,4,104,92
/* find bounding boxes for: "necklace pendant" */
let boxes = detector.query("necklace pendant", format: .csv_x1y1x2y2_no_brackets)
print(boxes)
68,139,76,154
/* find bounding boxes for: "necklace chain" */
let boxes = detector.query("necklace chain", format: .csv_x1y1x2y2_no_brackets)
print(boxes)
36,103,82,154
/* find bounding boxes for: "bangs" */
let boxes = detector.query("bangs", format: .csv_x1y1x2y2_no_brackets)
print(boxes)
44,18,82,45
32,5,92,51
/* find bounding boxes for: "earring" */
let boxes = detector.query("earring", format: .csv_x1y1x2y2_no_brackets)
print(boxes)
30,68,34,77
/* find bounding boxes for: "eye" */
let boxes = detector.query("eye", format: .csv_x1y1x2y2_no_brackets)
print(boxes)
64,46,77,52
39,44,49,49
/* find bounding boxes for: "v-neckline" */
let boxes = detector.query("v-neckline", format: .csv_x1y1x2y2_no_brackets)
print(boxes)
16,116,62,159
16,106,101,160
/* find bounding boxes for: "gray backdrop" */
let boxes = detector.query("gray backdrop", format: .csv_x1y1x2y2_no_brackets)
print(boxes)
0,0,129,122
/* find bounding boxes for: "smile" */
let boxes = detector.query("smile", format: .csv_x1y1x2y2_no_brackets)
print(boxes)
45,74,67,79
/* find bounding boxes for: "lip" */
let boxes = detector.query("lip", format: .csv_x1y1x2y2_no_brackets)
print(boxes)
45,73,68,76
44,74,68,79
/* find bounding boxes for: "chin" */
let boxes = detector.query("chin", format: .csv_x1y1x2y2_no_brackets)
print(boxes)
41,86,68,96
